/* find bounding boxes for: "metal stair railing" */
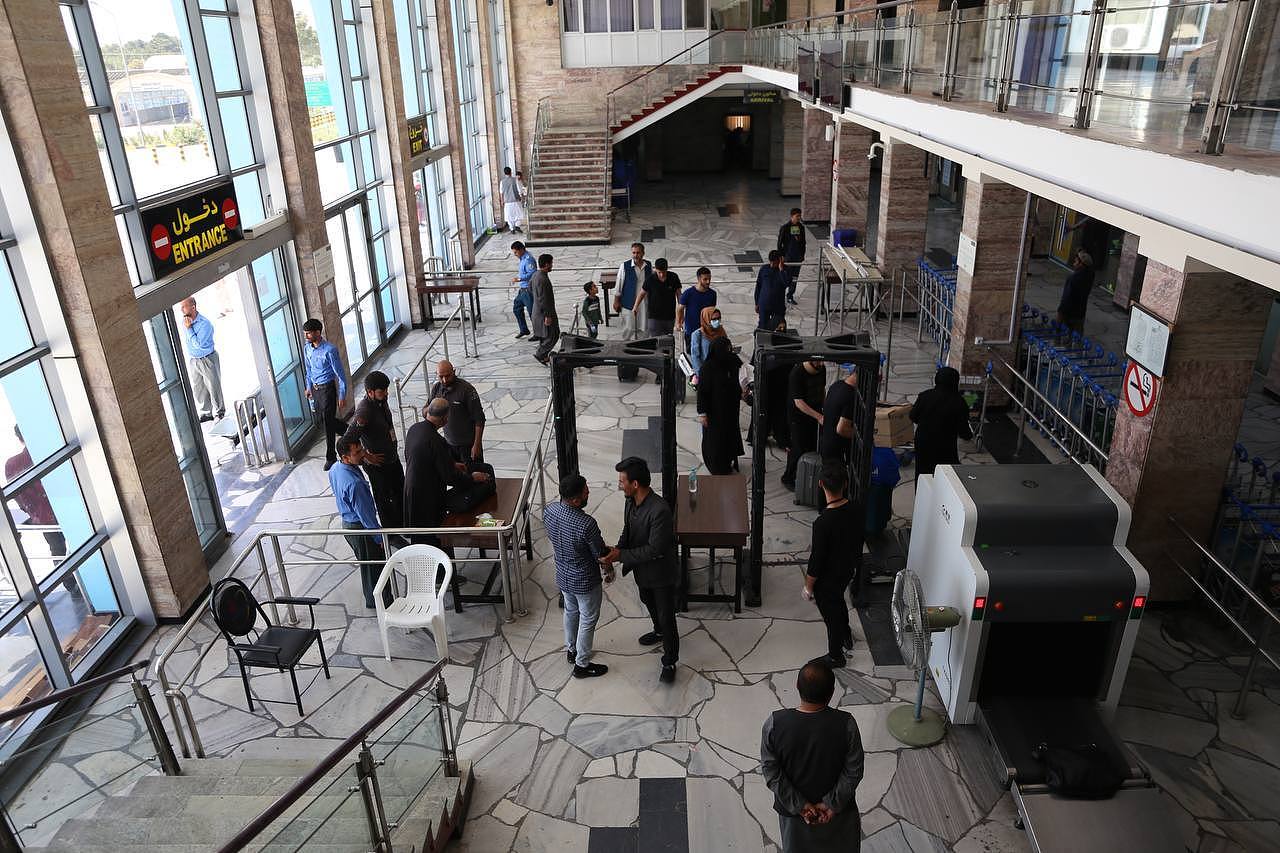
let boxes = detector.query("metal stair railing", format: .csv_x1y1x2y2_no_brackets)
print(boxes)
526,97,551,240
605,30,746,134
0,660,179,852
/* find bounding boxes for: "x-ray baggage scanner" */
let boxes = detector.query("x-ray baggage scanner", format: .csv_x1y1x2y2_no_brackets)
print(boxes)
908,464,1183,853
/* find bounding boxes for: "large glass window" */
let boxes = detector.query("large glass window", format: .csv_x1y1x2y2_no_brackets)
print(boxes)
297,0,401,354
395,0,445,148
450,0,493,238
253,252,311,448
0,161,133,741
488,0,518,174
63,0,274,287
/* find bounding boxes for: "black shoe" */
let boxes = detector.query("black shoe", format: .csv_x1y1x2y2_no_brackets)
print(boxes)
215,411,225,420
820,653,847,668
638,631,663,647
324,460,336,471
535,354,550,366
659,665,676,683
574,663,608,679
529,336,543,342
567,649,576,664
781,478,795,491
198,414,214,423
745,594,762,608
516,331,529,339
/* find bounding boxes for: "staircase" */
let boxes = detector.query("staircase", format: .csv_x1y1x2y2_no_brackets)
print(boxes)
609,65,743,136
527,101,611,245
28,757,473,852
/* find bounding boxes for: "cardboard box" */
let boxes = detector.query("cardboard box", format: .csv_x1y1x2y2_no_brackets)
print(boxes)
874,404,914,448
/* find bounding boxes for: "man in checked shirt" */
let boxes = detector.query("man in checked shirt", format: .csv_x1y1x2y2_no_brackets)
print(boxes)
542,473,611,679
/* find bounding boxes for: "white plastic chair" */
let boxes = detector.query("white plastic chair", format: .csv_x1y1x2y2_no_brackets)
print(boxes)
374,544,453,663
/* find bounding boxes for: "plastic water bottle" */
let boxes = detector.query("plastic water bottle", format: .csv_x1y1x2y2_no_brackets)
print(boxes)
689,467,698,495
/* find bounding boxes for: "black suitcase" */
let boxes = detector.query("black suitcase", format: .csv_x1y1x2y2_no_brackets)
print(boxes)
618,363,639,382
795,452,823,507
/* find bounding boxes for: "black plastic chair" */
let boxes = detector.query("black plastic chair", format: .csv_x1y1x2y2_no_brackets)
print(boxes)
210,578,330,715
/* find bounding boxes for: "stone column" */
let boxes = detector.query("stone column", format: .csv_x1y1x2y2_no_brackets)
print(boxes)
1111,232,1143,309
831,121,874,242
874,137,929,284
368,0,427,326
780,98,803,196
254,0,345,359
1105,260,1272,599
800,108,833,222
0,0,205,617
947,177,1029,384
432,0,476,266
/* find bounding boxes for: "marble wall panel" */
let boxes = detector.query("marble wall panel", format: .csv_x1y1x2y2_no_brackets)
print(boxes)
874,138,929,283
780,98,804,197
832,122,875,240
801,107,834,221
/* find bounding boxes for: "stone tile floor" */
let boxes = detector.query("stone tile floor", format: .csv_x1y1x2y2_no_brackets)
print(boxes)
6,173,1279,852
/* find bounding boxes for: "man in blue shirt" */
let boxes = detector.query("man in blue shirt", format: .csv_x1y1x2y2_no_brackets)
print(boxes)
676,267,717,352
329,436,390,609
302,317,348,470
543,474,610,679
180,297,223,422
511,240,536,339
755,250,789,331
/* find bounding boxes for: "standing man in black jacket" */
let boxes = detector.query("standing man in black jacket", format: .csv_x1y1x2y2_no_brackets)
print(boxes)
600,457,680,683
343,370,403,530
403,398,494,544
1056,250,1096,334
778,207,806,306
531,253,559,365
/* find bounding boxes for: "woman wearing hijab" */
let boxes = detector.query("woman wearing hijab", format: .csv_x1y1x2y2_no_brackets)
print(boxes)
697,336,745,474
909,366,973,480
689,306,726,384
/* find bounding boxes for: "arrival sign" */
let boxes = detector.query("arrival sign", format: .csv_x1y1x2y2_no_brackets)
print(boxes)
141,182,243,279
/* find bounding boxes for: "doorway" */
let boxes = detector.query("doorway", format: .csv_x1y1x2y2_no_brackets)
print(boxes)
143,247,312,555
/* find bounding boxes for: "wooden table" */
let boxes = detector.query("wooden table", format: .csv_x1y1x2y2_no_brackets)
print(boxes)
439,478,532,616
597,271,617,326
675,473,749,613
417,273,482,326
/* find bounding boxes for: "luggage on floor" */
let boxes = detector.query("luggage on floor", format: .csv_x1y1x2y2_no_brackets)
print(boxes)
866,482,894,538
795,452,824,507
618,363,639,382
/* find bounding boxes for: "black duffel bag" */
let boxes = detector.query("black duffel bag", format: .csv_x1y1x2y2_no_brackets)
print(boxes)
1031,742,1124,800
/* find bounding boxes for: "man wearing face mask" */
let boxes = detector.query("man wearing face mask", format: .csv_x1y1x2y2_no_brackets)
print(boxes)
428,360,486,465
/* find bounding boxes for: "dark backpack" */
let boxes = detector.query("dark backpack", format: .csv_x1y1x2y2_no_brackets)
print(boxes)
1031,742,1124,799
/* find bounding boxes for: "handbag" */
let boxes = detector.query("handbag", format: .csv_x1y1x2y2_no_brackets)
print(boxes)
1031,742,1123,799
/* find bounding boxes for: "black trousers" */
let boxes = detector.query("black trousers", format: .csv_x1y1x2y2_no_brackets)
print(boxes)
312,381,345,463
783,416,818,484
444,460,497,514
815,585,852,660
785,264,801,297
447,444,483,467
343,521,391,608
638,584,679,667
362,457,405,529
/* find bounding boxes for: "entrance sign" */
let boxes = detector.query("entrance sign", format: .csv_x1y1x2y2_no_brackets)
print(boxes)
743,89,778,106
141,182,243,279
1125,303,1171,377
1123,361,1158,417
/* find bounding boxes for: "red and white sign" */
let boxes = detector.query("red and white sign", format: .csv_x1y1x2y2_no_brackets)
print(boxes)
150,223,172,261
221,197,239,231
1124,361,1158,417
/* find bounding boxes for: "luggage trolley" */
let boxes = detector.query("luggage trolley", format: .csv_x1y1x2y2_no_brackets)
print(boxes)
908,464,1184,852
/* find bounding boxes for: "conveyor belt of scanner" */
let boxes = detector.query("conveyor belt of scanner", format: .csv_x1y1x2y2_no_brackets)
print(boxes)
978,696,1134,786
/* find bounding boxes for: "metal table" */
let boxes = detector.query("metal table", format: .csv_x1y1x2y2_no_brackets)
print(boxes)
675,473,749,613
418,273,482,325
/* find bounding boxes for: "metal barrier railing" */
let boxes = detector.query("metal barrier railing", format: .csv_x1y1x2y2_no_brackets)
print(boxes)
1166,515,1280,719
154,392,555,760
0,661,179,849
916,258,956,365
977,351,1110,470
232,393,272,468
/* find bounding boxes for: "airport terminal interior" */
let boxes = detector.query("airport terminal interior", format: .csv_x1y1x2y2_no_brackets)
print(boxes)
0,0,1278,851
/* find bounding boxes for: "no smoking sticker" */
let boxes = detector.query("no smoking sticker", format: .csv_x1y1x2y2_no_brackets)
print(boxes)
1124,361,1158,417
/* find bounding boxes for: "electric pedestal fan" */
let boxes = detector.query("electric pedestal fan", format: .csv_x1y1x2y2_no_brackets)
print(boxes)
887,569,960,747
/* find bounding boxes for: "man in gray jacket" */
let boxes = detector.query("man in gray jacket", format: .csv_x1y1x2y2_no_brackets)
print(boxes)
600,456,680,683
531,253,559,365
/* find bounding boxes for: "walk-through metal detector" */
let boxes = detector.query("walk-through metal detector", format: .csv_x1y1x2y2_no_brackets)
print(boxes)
550,335,679,502
748,331,880,606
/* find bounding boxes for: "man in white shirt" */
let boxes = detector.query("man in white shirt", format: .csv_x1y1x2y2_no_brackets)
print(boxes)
500,167,524,234
614,242,652,341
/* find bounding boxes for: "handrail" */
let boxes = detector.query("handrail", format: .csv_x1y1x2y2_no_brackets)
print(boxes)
607,29,744,96
154,390,555,759
527,96,550,239
1165,515,1280,718
749,0,919,30
216,659,447,853
0,660,148,725
395,298,468,436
